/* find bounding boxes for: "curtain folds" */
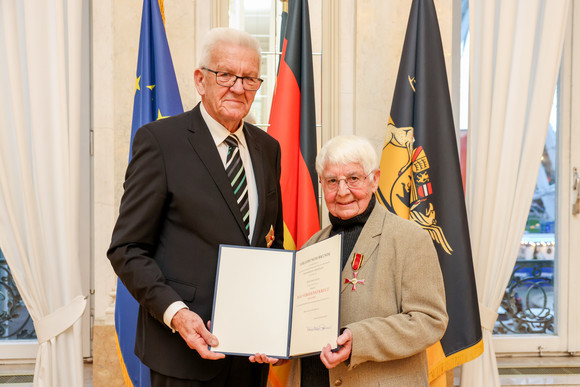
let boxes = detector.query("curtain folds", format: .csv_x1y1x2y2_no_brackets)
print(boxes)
461,0,570,386
0,1,86,386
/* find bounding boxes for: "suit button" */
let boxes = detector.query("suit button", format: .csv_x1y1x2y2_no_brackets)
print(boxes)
333,379,343,386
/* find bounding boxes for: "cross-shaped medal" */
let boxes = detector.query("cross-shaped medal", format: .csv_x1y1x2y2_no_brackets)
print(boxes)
345,270,365,291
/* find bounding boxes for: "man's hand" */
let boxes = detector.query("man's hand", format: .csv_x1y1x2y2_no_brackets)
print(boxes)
171,309,225,360
320,328,352,369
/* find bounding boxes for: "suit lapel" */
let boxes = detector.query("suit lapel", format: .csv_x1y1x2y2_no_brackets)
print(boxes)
341,205,383,293
186,105,248,239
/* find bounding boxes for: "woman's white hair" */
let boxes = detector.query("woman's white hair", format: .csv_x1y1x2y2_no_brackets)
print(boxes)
198,28,261,71
316,135,379,179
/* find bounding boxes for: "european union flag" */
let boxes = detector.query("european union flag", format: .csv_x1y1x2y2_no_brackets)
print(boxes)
115,1,183,385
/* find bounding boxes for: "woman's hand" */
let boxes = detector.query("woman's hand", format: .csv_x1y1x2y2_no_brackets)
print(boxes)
249,353,286,365
320,328,352,369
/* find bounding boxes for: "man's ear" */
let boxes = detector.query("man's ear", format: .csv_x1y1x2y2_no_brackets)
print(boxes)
194,68,205,96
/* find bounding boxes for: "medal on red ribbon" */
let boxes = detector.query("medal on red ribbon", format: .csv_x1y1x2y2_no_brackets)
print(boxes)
345,253,365,291
265,225,275,248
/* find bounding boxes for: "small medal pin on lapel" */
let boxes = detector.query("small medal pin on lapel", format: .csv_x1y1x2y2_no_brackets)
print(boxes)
345,253,365,291
265,225,275,248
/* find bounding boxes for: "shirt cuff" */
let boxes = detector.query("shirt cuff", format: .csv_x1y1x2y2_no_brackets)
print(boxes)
163,301,188,331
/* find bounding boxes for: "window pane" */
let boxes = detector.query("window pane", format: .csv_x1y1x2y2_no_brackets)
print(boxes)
0,248,36,340
460,0,558,337
230,0,283,128
229,0,322,136
494,90,558,335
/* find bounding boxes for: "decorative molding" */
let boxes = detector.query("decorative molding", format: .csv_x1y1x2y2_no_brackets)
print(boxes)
211,0,230,28
321,0,342,143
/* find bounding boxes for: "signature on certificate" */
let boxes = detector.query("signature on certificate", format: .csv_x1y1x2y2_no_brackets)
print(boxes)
306,325,332,331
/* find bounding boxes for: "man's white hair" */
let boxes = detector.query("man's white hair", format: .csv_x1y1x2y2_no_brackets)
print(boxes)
316,135,379,180
198,28,261,72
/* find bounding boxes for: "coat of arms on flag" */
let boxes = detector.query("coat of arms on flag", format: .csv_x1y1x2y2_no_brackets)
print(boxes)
378,121,453,256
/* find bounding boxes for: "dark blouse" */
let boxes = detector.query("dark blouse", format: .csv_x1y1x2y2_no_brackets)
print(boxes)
300,195,376,386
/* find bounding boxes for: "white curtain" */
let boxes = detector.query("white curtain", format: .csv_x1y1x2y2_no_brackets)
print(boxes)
461,0,569,386
0,1,86,386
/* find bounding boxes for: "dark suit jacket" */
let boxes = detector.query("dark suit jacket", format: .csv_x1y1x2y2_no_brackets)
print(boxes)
107,103,284,380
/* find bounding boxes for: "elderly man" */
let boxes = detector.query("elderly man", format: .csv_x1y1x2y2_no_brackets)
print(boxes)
108,28,284,386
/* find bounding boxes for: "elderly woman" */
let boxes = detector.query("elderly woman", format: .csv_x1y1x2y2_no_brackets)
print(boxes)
251,135,448,385
293,135,448,386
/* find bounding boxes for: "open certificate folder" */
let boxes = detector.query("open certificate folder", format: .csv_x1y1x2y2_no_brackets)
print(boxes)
210,234,342,358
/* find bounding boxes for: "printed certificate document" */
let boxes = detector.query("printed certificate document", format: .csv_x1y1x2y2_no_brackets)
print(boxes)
209,234,342,358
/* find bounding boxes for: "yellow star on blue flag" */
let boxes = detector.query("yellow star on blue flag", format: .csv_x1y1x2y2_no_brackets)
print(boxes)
127,0,183,156
157,109,168,120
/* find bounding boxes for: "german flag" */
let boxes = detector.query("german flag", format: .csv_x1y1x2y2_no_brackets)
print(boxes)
376,0,483,385
268,0,319,252
267,1,319,385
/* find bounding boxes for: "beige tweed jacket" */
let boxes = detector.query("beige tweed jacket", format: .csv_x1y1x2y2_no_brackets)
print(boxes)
291,204,448,387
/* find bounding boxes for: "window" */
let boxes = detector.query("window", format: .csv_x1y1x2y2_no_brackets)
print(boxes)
228,0,323,138
229,0,284,128
459,0,580,354
494,97,557,336
0,249,36,341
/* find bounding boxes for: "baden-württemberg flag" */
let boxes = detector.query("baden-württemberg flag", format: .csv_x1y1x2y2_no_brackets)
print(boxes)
376,0,483,384
115,1,183,386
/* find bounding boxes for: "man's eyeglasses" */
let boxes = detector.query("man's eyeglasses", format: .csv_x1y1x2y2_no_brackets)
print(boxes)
202,67,263,91
321,172,373,191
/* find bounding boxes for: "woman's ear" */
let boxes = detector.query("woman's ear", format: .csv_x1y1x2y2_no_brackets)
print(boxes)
370,169,381,191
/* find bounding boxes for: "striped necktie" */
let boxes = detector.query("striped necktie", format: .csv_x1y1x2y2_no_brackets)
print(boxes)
224,135,250,239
